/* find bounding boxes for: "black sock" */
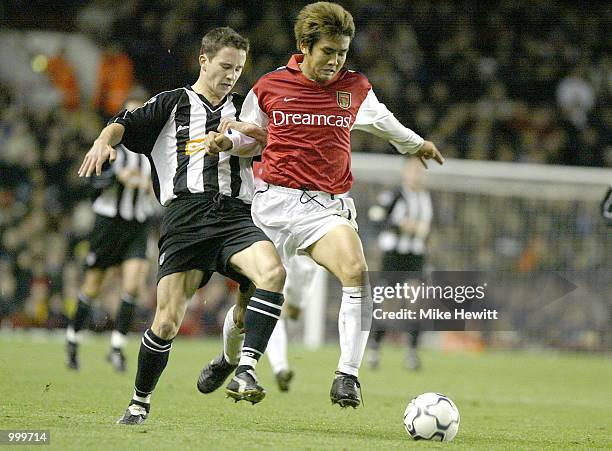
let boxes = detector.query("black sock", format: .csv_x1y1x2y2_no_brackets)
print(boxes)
115,293,137,335
236,288,284,374
71,293,93,335
133,329,173,399
409,330,419,348
371,329,385,350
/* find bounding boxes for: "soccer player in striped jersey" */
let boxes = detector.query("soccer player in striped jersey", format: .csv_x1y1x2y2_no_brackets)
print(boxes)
202,3,444,408
79,27,286,425
367,157,433,370
66,96,156,373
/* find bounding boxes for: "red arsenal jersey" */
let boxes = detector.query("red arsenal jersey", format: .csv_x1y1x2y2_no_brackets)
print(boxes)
239,54,424,194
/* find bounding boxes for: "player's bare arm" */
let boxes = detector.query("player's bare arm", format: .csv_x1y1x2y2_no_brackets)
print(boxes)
414,140,444,169
204,128,263,157
78,123,126,177
218,118,268,145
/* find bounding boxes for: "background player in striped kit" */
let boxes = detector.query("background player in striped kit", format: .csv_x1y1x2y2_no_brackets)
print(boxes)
66,95,155,373
366,157,433,370
78,27,286,425
200,2,444,408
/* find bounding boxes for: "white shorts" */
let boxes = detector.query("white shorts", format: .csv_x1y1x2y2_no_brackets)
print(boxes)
251,184,358,266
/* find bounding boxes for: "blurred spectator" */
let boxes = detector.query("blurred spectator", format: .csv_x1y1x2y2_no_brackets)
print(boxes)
91,43,134,119
46,48,81,111
557,64,595,129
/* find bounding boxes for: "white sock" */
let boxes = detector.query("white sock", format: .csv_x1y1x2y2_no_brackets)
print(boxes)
337,286,372,377
266,319,289,374
223,306,244,365
66,326,78,344
132,391,151,405
111,330,127,349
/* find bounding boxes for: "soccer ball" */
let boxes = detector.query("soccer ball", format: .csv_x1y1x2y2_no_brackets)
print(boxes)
403,392,460,441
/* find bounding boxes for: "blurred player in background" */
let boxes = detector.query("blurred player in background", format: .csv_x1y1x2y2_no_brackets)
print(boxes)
201,2,443,408
66,95,155,372
79,27,286,425
366,157,433,370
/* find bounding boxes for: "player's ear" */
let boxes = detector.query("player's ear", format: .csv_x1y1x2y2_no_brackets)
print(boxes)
299,41,308,55
199,54,207,69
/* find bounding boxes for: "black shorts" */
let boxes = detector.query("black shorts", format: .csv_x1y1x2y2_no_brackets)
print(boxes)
156,193,271,288
381,251,424,274
86,214,150,269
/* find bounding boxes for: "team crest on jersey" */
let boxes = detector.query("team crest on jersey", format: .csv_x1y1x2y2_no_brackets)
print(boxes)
336,91,351,109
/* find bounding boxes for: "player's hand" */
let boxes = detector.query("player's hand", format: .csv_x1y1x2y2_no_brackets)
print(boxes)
415,141,444,169
204,132,232,155
218,118,240,134
78,140,116,177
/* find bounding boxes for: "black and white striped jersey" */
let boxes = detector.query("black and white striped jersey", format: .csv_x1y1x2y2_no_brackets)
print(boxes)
371,187,433,255
91,144,155,223
111,86,256,206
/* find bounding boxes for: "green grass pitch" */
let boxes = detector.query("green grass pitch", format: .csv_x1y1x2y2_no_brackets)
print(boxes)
0,334,610,450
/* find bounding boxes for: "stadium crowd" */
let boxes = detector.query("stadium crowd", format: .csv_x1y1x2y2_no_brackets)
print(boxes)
0,1,609,337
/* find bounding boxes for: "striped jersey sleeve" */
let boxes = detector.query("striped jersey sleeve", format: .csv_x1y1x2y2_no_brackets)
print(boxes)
111,89,182,155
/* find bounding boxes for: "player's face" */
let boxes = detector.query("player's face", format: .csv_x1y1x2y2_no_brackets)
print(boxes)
200,46,246,101
301,35,351,84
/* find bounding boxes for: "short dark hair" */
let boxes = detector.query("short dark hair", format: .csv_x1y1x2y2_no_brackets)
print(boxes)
200,27,249,58
294,2,355,51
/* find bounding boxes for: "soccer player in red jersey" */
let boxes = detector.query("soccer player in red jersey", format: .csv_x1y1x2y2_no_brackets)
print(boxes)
204,2,444,408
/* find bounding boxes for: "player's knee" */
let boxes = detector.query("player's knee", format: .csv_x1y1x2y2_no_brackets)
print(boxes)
257,262,286,292
155,319,179,340
81,270,104,297
338,259,368,286
153,308,182,340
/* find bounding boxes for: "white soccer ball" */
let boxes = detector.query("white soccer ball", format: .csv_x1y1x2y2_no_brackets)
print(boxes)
403,392,460,441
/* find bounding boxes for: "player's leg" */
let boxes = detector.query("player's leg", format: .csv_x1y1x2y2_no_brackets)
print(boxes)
367,326,385,370
197,285,250,394
307,224,372,408
68,214,128,370
405,330,421,370
402,254,424,370
117,269,204,425
265,256,296,391
266,318,292,391
66,268,105,370
266,255,315,391
107,257,148,372
224,240,286,403
367,251,397,369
